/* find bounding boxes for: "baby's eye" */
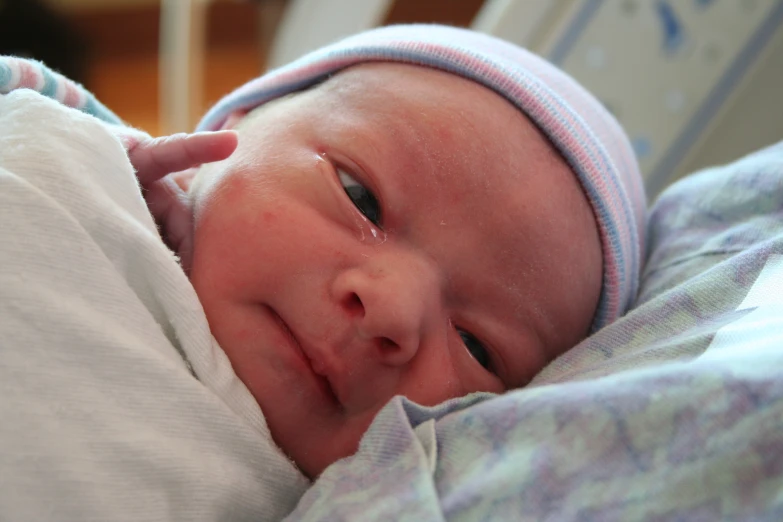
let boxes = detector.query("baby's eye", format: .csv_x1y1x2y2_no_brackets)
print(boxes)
338,168,382,226
458,329,492,372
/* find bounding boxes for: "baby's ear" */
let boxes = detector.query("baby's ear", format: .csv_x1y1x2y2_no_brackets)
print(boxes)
220,110,247,130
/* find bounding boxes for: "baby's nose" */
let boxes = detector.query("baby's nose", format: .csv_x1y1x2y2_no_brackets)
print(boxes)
331,249,441,366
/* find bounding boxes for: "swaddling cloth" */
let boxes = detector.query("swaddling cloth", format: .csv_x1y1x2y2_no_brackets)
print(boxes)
0,89,307,522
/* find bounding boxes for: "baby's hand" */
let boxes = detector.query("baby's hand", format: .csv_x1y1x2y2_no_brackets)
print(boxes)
127,130,238,188
128,131,238,270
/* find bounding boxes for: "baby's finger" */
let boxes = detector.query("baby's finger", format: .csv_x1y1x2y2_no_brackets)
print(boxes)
131,130,238,187
145,170,196,270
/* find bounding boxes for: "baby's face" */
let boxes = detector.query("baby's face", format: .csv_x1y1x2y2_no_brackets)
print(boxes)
188,63,602,477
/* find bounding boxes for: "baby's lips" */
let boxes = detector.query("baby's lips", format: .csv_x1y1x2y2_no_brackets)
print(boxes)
272,309,344,407
296,337,343,402
306,339,398,414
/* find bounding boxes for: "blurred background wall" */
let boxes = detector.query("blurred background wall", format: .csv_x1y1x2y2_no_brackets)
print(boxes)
2,0,782,196
0,0,483,135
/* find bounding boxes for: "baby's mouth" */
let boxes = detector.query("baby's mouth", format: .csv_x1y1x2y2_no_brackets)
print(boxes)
270,308,342,408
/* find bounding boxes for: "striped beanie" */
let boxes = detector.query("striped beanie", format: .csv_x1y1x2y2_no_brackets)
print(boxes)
197,24,647,330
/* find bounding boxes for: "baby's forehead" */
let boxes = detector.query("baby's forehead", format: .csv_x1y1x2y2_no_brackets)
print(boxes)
312,62,544,152
313,62,514,115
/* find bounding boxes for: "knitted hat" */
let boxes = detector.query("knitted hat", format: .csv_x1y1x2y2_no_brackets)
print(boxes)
197,24,647,331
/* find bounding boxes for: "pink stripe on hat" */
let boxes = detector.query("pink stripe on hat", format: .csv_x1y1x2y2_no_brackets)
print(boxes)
197,24,647,330
16,59,43,91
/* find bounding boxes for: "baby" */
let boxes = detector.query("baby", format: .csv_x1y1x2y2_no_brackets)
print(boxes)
0,24,645,520
149,24,647,477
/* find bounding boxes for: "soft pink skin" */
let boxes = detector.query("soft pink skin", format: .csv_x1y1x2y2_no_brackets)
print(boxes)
183,64,602,478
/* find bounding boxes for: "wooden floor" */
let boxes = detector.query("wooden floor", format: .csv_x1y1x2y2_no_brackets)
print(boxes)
69,0,484,136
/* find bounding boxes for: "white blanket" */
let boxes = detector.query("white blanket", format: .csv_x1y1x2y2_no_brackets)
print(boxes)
0,90,308,521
